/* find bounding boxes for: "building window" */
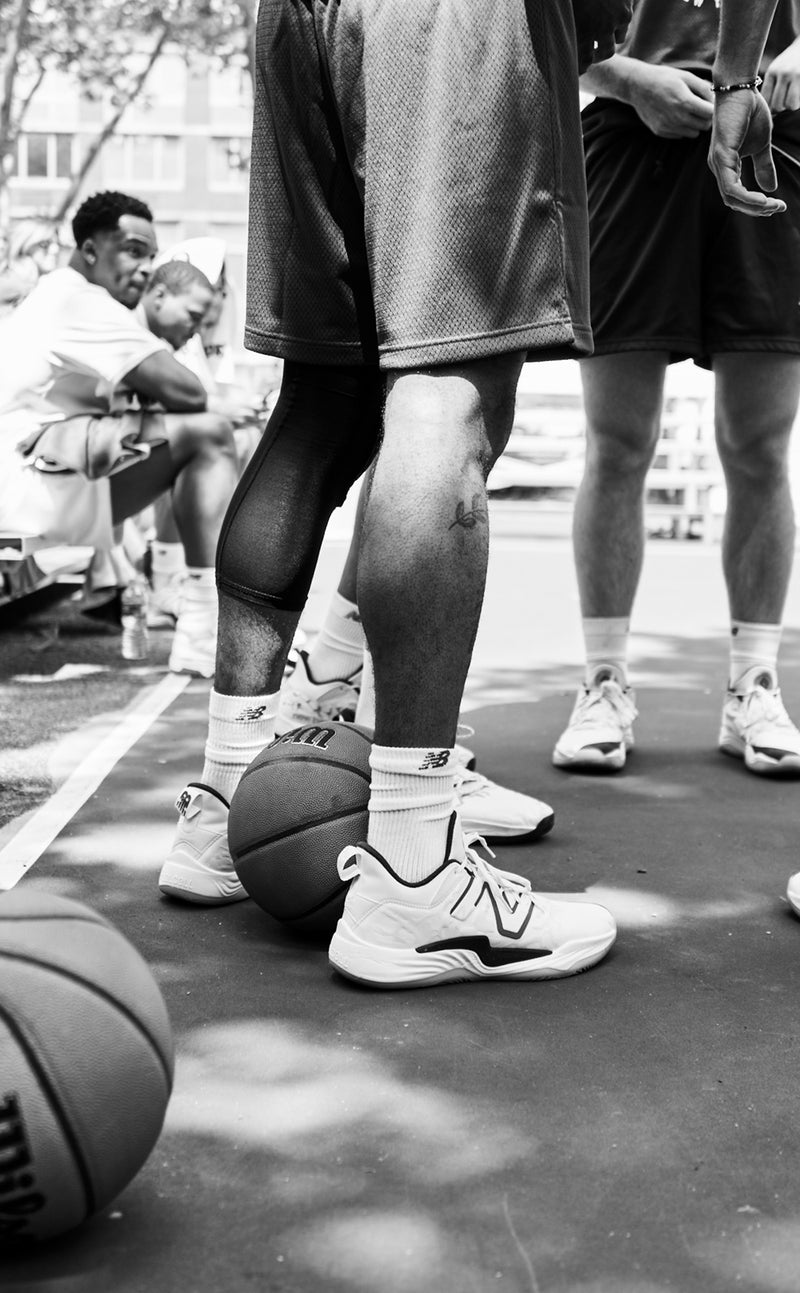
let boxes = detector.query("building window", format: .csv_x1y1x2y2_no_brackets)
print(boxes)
103,135,183,188
209,137,250,189
15,133,75,181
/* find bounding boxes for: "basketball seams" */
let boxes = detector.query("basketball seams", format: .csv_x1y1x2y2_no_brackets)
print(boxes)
239,754,371,785
0,950,173,1091
0,998,95,1223
233,803,368,858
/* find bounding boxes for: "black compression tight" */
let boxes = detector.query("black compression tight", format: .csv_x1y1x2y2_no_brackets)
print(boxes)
216,361,383,612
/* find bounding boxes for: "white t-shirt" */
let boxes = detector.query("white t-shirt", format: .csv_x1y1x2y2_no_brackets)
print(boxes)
0,266,168,439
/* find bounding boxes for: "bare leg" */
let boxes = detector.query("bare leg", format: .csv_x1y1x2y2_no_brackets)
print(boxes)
358,353,524,750
110,412,238,568
713,353,800,624
575,353,668,617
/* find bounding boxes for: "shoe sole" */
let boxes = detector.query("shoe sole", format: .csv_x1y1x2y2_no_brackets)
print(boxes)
552,747,627,773
328,927,615,989
719,739,800,778
159,862,249,905
461,810,555,843
169,662,215,679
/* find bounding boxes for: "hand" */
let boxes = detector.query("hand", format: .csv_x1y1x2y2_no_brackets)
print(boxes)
627,64,714,138
571,0,632,75
762,39,800,113
708,89,787,216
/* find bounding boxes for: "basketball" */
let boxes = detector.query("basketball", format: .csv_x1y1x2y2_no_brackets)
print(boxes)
228,721,372,938
0,890,174,1243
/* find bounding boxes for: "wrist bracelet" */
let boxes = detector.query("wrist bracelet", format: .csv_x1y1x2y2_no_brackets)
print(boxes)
712,76,763,94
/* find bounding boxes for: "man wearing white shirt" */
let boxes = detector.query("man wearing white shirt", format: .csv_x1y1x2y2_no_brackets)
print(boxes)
0,190,239,677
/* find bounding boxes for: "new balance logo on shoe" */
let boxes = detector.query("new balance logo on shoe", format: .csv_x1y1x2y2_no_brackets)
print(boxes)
235,705,268,722
176,789,192,815
419,750,450,770
274,725,334,750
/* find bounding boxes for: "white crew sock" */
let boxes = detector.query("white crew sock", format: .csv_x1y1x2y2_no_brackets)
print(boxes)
729,621,782,690
582,616,630,687
367,745,458,882
306,591,365,682
354,644,376,731
201,688,280,803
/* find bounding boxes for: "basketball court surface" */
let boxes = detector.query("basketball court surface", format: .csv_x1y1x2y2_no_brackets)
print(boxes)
3,526,800,1293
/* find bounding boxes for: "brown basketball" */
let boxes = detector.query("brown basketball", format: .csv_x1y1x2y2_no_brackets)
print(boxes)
0,889,174,1242
228,722,372,938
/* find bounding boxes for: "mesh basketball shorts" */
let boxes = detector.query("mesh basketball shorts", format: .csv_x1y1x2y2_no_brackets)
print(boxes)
245,0,593,370
583,96,800,366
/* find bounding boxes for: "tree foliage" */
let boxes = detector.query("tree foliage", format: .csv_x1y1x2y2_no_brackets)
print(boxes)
0,0,255,222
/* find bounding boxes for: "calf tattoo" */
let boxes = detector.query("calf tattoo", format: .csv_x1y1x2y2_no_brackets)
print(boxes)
449,494,488,530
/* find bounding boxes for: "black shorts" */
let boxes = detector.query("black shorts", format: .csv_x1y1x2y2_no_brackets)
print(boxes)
582,97,800,367
245,0,593,370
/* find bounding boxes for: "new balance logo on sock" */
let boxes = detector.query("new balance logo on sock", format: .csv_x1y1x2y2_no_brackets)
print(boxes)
176,790,192,815
235,705,268,722
419,750,450,770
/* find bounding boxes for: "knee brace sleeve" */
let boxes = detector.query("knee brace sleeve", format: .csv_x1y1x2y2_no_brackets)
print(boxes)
217,361,383,612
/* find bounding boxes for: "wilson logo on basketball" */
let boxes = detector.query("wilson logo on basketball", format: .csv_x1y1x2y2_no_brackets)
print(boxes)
0,1092,47,1237
274,725,334,750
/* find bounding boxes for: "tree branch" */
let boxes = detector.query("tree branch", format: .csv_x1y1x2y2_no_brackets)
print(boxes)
52,23,171,224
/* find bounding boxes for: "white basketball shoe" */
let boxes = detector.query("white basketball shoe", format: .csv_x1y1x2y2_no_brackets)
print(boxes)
159,784,247,905
552,673,637,772
719,668,800,777
328,813,616,988
276,650,362,735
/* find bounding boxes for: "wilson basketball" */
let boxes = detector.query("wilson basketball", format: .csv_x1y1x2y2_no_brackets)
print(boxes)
0,890,174,1242
228,721,372,938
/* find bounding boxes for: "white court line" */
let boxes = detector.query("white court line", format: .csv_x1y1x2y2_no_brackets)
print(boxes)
0,671,191,890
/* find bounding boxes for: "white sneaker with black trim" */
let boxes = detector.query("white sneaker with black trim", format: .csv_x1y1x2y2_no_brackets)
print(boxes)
328,814,616,988
719,670,800,777
552,675,637,772
455,754,554,842
159,783,248,905
276,650,362,735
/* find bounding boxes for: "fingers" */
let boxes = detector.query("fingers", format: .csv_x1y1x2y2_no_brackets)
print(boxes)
709,152,786,215
762,73,800,114
752,145,780,193
683,71,716,102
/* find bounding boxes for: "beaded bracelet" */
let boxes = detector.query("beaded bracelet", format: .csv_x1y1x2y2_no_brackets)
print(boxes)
712,76,763,94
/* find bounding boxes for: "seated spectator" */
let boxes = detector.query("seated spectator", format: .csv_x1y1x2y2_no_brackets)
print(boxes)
0,219,61,318
0,189,239,677
140,240,264,625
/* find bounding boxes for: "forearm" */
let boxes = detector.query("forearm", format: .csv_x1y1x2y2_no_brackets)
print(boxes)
580,53,643,103
714,0,779,82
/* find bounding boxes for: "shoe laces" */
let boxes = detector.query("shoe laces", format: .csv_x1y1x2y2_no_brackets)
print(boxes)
575,678,637,727
460,831,532,902
453,763,490,800
735,684,795,737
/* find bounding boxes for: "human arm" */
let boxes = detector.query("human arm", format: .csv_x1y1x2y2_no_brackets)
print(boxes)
707,0,785,216
123,350,208,413
571,0,632,75
581,54,714,138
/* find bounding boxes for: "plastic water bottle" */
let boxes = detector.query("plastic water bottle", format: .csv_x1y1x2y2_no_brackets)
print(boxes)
120,579,149,661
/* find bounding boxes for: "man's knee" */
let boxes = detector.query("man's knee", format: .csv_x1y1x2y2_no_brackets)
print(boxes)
164,410,237,462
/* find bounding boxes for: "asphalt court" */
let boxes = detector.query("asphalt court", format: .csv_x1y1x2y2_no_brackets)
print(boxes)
4,539,800,1293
